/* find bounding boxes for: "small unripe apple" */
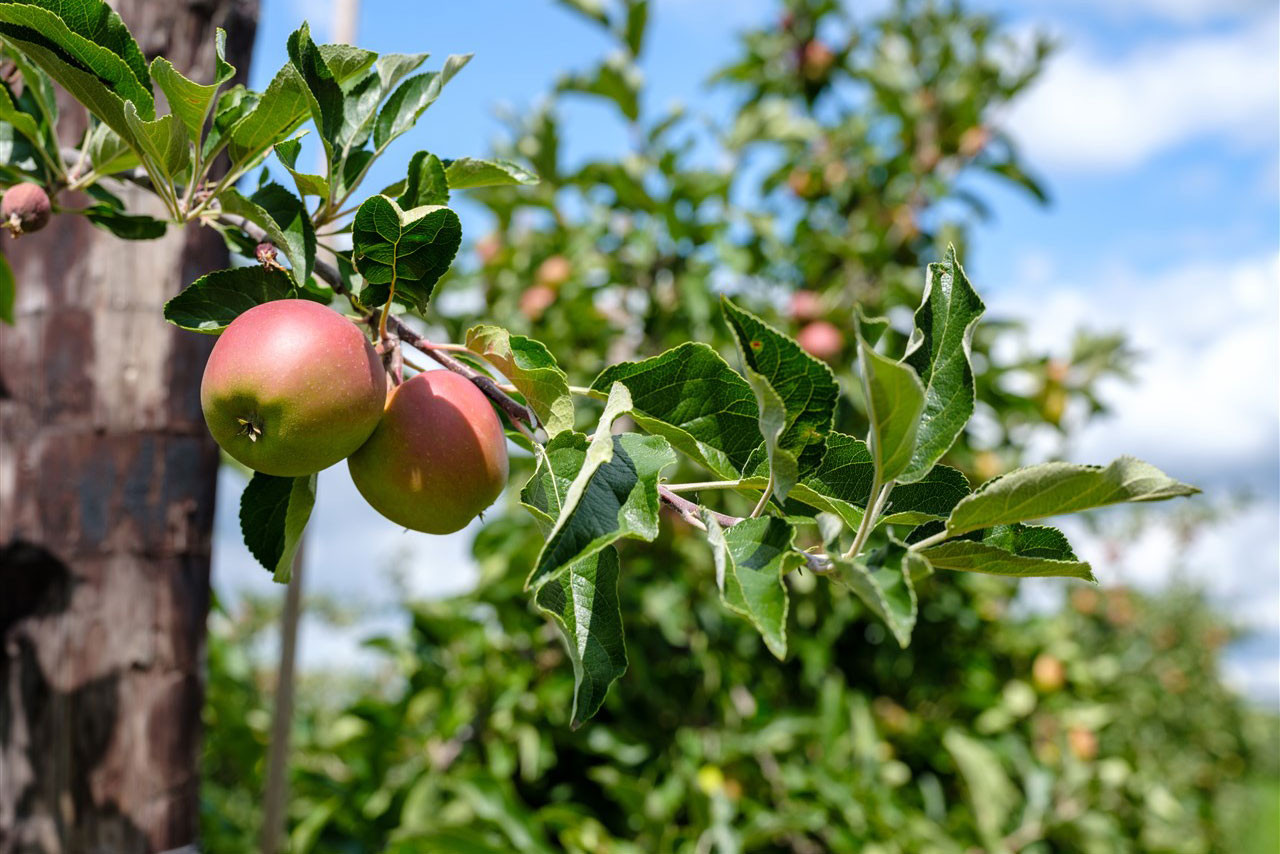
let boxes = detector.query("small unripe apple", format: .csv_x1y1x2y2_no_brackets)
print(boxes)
1032,653,1065,693
348,370,509,534
958,125,991,158
201,300,385,476
475,231,502,265
1067,726,1098,761
2,183,51,236
536,254,572,289
789,289,822,321
787,168,817,199
801,40,836,81
796,320,843,361
519,284,556,321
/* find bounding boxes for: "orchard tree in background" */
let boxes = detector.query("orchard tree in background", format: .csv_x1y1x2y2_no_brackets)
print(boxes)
0,0,1212,850
197,2,1270,851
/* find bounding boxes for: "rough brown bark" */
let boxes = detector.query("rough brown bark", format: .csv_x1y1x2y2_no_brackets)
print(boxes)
0,2,258,850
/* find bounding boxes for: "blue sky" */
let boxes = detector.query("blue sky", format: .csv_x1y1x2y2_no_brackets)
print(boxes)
212,0,1279,701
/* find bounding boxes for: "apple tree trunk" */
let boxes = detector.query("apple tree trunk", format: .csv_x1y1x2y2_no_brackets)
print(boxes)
0,1,258,850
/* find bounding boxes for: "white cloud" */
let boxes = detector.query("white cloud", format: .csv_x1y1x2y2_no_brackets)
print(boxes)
994,252,1279,487
1005,17,1279,170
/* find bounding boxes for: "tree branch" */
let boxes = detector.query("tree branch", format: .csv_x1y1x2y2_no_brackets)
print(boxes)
228,219,835,573
656,485,832,574
230,220,540,431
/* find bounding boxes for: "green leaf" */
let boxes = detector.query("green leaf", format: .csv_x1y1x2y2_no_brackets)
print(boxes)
83,206,166,240
944,731,1019,848
945,456,1200,537
239,471,316,583
742,363,798,504
753,432,970,530
0,31,145,163
523,384,676,589
373,54,471,152
317,43,378,87
556,0,611,28
84,120,138,174
148,28,235,144
122,102,188,183
163,266,295,333
722,297,837,473
590,342,760,479
857,322,925,485
351,194,462,312
830,538,923,647
921,524,1095,581
0,121,37,170
0,250,14,325
703,514,800,659
465,325,574,435
398,150,448,207
623,0,649,56
898,247,985,483
442,157,537,190
0,0,152,116
285,22,344,166
5,49,57,133
534,547,627,727
558,55,640,122
226,63,311,166
0,81,42,147
331,52,427,162
273,136,329,198
220,183,315,287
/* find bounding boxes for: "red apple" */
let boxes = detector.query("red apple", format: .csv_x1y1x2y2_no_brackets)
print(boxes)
200,300,385,476
2,183,51,236
348,370,509,534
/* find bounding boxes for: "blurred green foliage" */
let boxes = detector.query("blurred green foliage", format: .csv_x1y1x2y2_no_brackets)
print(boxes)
203,556,1277,852
202,0,1275,850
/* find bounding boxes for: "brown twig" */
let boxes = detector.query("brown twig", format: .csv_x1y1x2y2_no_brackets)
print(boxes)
228,220,833,569
656,484,833,573
227,220,538,430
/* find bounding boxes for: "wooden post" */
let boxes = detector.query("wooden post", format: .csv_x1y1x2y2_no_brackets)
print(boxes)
0,2,259,850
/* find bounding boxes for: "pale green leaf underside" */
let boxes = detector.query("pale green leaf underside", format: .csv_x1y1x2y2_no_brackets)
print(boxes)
466,324,574,435
743,365,798,504
858,332,925,484
899,246,984,483
704,514,800,659
534,546,627,727
946,456,1199,536
525,384,676,589
832,539,923,647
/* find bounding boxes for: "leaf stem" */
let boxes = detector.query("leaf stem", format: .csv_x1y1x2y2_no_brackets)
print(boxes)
844,478,892,559
908,529,950,551
662,479,747,493
377,280,395,343
749,474,774,518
